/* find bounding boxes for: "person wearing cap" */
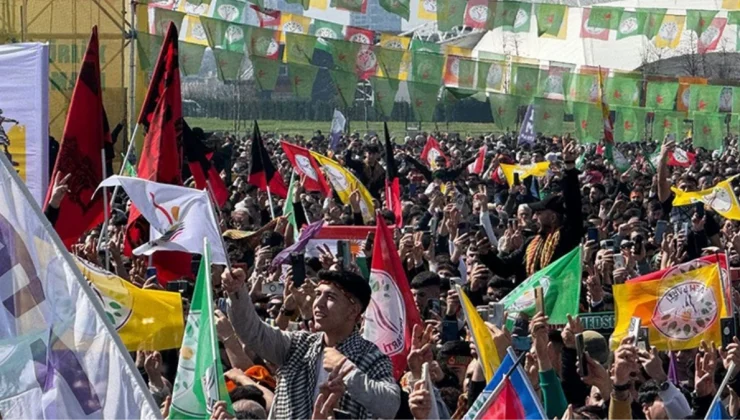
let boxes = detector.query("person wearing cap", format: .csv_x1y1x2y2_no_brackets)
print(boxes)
222,268,401,419
480,142,584,282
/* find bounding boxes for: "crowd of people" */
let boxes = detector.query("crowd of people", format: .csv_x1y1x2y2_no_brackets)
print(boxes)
59,124,740,419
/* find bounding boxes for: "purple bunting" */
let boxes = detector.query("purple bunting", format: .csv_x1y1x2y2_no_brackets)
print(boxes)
271,219,324,268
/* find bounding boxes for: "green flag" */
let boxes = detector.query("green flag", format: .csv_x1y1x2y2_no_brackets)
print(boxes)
330,0,366,13
284,173,300,240
410,39,441,54
370,77,398,118
642,9,667,39
284,32,315,65
490,1,517,29
501,246,581,326
588,6,623,30
330,70,358,108
456,57,477,88
614,106,647,143
616,10,647,39
285,0,310,10
179,41,206,76
572,102,602,144
652,111,683,141
606,76,640,107
690,85,722,113
489,93,520,131
200,16,247,52
730,11,740,26
539,65,572,100
511,2,532,33
476,60,505,92
436,0,466,31
251,55,280,91
152,8,184,35
288,63,319,99
567,73,598,105
646,82,679,110
445,87,480,102
534,4,566,37
408,81,439,122
533,97,564,135
212,49,244,81
511,64,541,99
311,20,343,40
325,39,361,74
376,47,406,80
170,241,233,419
692,112,724,151
411,51,444,84
210,0,248,22
686,10,718,38
379,0,410,20
136,32,163,72
248,27,280,59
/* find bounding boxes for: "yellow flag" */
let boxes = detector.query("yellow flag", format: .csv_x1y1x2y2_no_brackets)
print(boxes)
456,285,500,381
654,15,685,49
672,177,740,220
499,162,551,187
178,0,211,15
182,15,210,46
311,0,328,9
378,34,411,81
444,45,473,58
417,0,436,20
279,13,312,42
723,0,740,9
75,257,184,351
311,151,376,222
612,264,727,351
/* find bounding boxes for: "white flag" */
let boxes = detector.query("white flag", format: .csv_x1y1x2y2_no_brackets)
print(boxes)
99,176,227,264
0,154,159,419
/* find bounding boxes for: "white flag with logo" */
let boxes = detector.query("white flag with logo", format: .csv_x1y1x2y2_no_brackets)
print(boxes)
0,154,159,419
99,176,227,264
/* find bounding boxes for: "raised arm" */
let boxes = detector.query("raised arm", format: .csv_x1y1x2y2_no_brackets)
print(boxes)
561,142,584,240
657,139,675,203
404,155,433,181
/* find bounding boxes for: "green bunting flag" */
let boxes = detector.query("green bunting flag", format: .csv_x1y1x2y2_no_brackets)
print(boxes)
200,16,247,52
686,10,718,38
533,97,564,135
692,112,724,151
511,2,532,33
325,38,361,74
408,81,440,122
567,73,598,104
210,0,249,22
534,4,567,37
179,41,206,76
476,60,505,92
284,32,316,65
646,82,679,110
511,64,541,99
329,69,358,108
606,76,640,107
445,87,480,102
251,55,280,91
588,6,623,30
732,87,740,114
248,27,280,59
288,62,319,99
436,0,466,32
152,8,184,35
376,47,406,80
616,10,647,39
370,77,399,117
331,0,366,13
642,9,667,39
285,0,311,10
730,11,740,27
456,58,477,88
490,1,517,29
410,39,441,54
652,111,683,141
136,32,163,72
212,49,244,81
614,106,648,143
690,85,722,113
379,0,410,20
539,66,572,100
489,93,520,131
411,51,445,84
501,247,581,326
572,102,603,144
311,20,343,40
170,241,233,419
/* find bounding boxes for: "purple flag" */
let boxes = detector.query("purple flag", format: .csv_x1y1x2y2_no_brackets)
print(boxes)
518,104,536,146
271,219,325,268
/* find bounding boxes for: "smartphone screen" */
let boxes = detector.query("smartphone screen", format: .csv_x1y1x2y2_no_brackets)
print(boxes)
613,254,625,269
441,320,459,342
488,302,505,328
696,202,705,218
655,220,668,244
337,240,351,271
513,173,521,186
290,253,306,288
587,227,599,242
575,333,588,377
722,318,736,349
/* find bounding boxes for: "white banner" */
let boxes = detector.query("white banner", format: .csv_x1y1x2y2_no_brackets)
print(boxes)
0,43,49,205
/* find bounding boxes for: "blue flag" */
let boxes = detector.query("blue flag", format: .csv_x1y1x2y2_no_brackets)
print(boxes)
706,398,730,420
518,104,536,146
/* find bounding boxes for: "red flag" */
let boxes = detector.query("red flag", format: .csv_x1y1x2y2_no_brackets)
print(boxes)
383,122,402,225
364,213,422,379
248,121,288,198
667,148,696,167
480,379,527,419
184,122,229,206
467,145,487,175
281,141,332,197
45,26,110,249
250,5,281,28
138,23,181,132
344,26,374,44
464,0,489,29
420,136,449,169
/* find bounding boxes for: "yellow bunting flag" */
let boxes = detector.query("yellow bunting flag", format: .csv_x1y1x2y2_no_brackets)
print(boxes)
456,285,500,381
310,151,375,222
279,13,312,42
654,15,686,49
182,14,210,46
499,162,551,187
311,0,328,9
723,0,740,9
378,34,411,80
612,264,728,351
672,177,740,220
418,0,436,20
75,257,185,351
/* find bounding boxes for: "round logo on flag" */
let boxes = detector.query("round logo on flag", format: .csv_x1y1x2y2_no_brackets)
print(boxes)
659,21,680,41
506,277,551,321
583,19,606,36
357,47,377,73
255,36,279,57
191,23,208,41
681,87,691,108
544,75,564,95
382,39,405,50
619,16,638,35
295,155,318,180
673,148,689,164
172,311,202,416
720,87,733,113
449,58,460,78
349,33,372,45
364,269,407,356
514,9,529,28
652,281,718,340
486,63,503,88
183,1,208,14
468,5,489,23
78,259,134,331
588,82,600,102
283,21,306,34
422,0,437,14
225,25,244,44
699,25,720,48
325,165,350,192
315,27,338,39
217,4,240,21
704,185,733,213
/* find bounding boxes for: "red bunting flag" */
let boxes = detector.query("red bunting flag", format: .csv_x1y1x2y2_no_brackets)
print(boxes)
45,26,110,249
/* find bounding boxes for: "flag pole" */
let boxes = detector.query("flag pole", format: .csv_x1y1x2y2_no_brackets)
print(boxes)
100,148,111,271
266,184,276,220
472,351,528,420
206,180,232,273
704,362,735,420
